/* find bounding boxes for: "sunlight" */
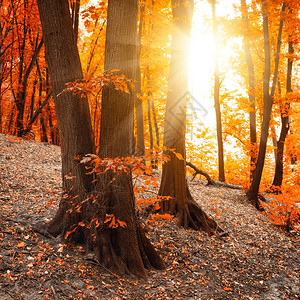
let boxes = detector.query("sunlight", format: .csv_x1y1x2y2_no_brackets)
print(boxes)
188,2,216,130
189,30,214,106
188,0,240,128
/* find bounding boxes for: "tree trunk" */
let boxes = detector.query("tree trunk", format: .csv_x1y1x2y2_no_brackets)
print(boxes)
152,100,160,148
146,66,154,153
135,2,145,157
147,96,154,151
272,39,293,188
37,0,163,279
246,0,271,209
71,0,80,42
16,36,43,137
97,0,164,278
151,99,160,168
158,0,221,234
212,0,225,183
246,1,284,208
240,0,257,182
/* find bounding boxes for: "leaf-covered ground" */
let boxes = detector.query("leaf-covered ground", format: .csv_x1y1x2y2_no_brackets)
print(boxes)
0,133,299,300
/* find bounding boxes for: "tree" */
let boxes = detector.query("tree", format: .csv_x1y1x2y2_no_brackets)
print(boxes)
246,0,285,207
158,0,220,234
0,0,58,142
37,0,163,279
8,0,44,137
272,11,293,188
0,0,12,133
240,0,257,182
212,0,225,182
135,1,145,156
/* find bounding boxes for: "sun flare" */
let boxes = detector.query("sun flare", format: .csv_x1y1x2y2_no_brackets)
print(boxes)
188,0,241,128
189,31,214,99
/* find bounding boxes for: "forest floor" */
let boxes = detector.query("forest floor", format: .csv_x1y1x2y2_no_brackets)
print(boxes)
0,133,299,300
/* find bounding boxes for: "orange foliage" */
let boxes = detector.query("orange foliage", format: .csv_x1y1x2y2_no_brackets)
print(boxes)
0,0,59,142
1,0,299,232
262,190,300,231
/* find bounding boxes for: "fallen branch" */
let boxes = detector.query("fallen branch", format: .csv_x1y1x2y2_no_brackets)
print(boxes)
186,161,216,186
186,161,243,190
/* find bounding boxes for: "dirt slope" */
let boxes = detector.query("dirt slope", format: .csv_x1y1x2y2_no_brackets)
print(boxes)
0,133,299,299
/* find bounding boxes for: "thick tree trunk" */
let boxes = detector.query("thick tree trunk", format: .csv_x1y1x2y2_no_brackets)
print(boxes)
158,0,221,234
37,0,96,235
97,0,163,278
240,0,257,182
37,0,163,279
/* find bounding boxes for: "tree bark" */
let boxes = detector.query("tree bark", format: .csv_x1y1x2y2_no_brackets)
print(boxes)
97,0,164,278
158,0,221,234
37,0,163,279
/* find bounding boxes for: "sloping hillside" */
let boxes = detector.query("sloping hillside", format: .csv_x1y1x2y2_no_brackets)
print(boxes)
0,133,299,299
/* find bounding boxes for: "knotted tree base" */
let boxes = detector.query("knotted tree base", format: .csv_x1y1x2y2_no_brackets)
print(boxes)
163,186,223,235
47,176,164,279
158,151,223,235
246,189,264,212
158,178,223,235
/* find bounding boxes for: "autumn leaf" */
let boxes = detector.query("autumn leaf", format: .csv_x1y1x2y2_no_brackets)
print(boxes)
77,221,85,227
17,242,25,248
174,152,184,160
117,219,127,228
64,226,78,239
45,198,55,209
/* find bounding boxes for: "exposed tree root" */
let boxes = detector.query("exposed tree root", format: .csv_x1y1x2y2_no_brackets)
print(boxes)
4,216,53,239
158,183,225,235
185,186,225,235
177,200,222,235
46,192,164,279
246,190,264,212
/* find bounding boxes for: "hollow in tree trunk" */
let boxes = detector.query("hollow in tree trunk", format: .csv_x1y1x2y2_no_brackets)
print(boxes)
37,0,163,279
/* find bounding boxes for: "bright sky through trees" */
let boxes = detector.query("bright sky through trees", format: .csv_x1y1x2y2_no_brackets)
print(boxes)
188,0,239,128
